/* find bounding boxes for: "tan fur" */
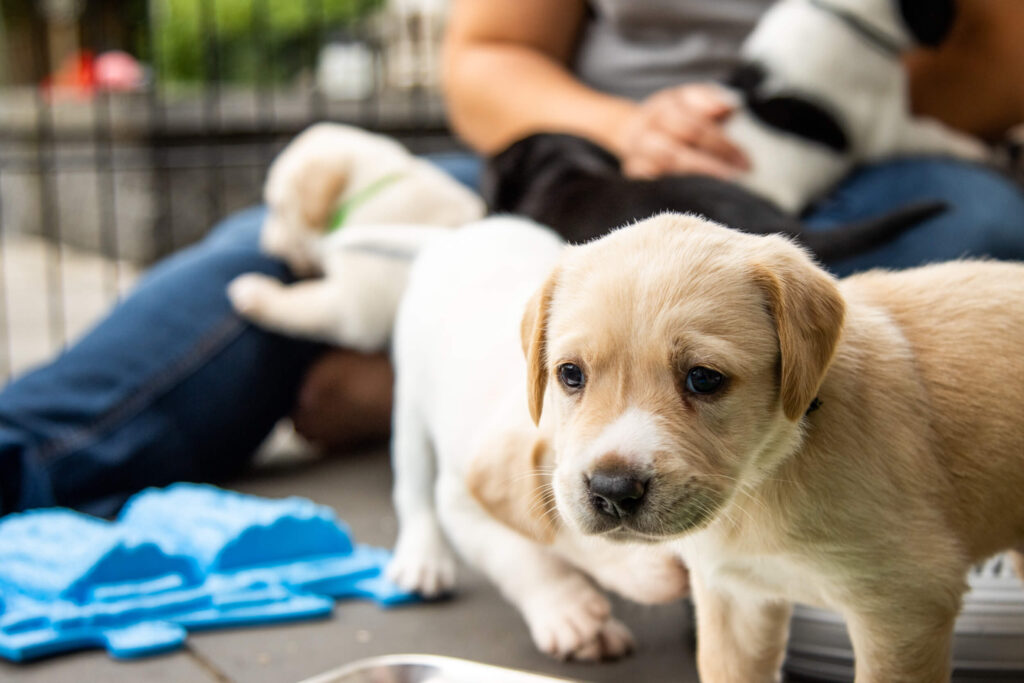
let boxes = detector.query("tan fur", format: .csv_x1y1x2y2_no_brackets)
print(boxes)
466,433,558,545
296,158,349,229
522,268,559,425
750,252,846,420
529,213,1024,682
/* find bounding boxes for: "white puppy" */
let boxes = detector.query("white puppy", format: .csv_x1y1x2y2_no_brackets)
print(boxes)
726,0,988,213
228,123,485,351
388,217,689,660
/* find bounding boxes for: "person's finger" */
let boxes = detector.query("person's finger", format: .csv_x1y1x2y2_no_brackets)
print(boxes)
668,83,737,120
623,130,742,180
627,129,689,177
622,158,659,180
652,108,750,170
668,146,743,179
685,119,751,170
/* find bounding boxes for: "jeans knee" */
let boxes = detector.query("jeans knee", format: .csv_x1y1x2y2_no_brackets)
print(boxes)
204,206,269,249
938,165,1024,259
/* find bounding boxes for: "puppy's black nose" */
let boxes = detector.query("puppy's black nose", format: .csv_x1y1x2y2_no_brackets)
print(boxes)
588,470,647,518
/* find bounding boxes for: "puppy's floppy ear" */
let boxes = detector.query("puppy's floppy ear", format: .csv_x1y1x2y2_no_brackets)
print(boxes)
297,158,350,230
466,432,558,545
897,0,956,47
752,241,845,421
521,267,559,425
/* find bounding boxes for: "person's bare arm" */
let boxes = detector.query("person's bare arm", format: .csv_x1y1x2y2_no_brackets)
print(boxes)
442,0,630,155
442,0,748,177
907,0,1024,142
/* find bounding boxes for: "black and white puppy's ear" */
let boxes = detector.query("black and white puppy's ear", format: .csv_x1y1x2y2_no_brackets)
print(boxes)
897,0,956,47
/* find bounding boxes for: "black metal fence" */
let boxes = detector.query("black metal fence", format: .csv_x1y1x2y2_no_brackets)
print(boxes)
0,0,461,379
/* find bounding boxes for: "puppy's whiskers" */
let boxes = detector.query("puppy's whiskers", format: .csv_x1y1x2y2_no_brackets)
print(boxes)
505,467,556,486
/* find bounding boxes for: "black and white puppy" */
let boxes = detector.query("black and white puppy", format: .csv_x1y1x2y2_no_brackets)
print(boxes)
483,132,944,267
724,0,987,212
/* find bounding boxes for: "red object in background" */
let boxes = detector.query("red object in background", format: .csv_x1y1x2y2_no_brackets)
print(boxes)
42,49,144,98
42,50,96,97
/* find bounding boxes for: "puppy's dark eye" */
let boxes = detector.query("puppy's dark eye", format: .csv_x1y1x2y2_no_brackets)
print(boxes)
685,366,724,395
557,363,585,391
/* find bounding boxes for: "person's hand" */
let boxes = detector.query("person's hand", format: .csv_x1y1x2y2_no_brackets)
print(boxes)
612,83,751,180
291,349,394,451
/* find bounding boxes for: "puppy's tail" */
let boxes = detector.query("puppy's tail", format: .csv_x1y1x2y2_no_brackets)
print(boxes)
800,200,948,265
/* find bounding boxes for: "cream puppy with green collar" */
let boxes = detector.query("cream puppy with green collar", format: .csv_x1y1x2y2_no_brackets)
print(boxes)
228,123,484,351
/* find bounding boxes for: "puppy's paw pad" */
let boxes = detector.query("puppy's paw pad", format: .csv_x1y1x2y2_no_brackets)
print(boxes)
227,273,280,315
526,589,615,660
387,531,457,599
572,618,634,662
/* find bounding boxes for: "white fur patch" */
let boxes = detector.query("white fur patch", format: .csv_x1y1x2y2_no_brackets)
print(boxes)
581,407,672,472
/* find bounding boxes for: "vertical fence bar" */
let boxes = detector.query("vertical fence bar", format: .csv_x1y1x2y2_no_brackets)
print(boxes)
200,0,223,235
360,2,380,133
0,162,10,381
252,0,277,180
92,5,122,297
306,0,326,126
29,5,66,350
147,0,175,260
0,8,10,379
252,0,273,130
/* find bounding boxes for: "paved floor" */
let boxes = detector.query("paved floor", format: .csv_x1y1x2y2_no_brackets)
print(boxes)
0,444,701,683
0,234,138,382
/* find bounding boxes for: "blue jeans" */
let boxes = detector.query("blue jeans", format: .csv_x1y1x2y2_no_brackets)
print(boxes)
805,159,1024,276
0,156,1021,516
0,207,322,516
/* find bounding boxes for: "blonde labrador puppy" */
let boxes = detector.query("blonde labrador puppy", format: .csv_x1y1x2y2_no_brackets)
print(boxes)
389,217,689,661
521,213,1024,682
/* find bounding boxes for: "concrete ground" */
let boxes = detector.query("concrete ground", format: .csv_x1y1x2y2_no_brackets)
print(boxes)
0,444,701,683
0,233,138,382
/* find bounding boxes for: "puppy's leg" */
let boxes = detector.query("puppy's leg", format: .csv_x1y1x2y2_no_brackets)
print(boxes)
691,570,791,683
436,474,633,661
227,274,349,344
844,600,957,683
386,391,457,598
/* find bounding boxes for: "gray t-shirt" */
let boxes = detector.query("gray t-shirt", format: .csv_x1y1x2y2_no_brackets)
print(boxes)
573,0,773,101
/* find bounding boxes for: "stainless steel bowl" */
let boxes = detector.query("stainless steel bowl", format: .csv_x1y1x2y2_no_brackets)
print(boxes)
298,654,581,683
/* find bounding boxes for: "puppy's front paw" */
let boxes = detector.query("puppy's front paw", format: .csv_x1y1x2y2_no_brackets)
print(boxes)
227,273,281,317
387,521,457,599
571,617,634,662
523,581,634,661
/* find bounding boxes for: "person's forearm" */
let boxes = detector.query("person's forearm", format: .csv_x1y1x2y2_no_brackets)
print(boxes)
443,42,637,156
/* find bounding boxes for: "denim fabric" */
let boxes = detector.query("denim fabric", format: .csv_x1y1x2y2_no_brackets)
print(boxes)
0,207,322,516
422,152,483,191
803,158,1024,276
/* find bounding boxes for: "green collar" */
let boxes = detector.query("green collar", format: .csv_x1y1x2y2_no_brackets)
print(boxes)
327,171,406,233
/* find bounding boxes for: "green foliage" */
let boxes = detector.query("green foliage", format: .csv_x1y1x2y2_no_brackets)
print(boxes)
153,0,382,84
